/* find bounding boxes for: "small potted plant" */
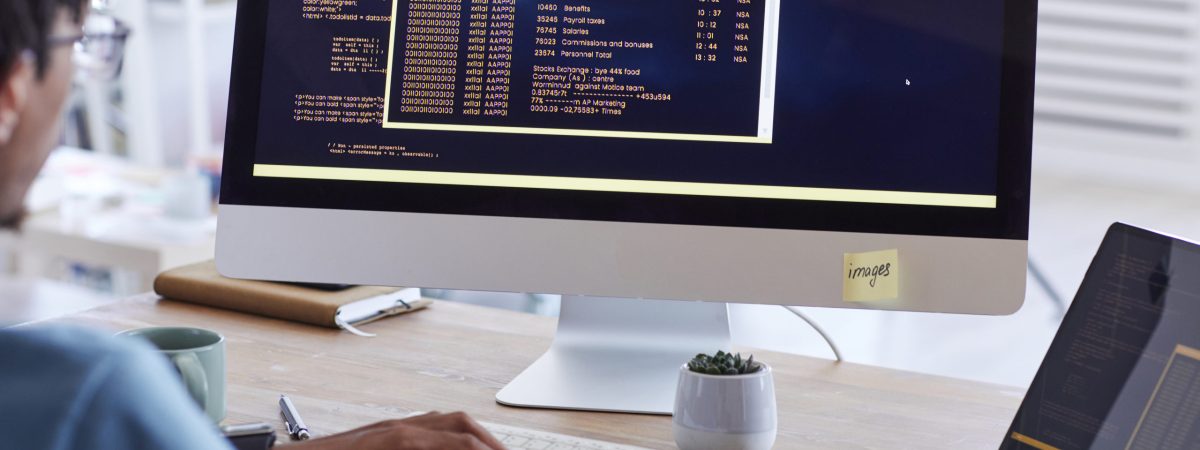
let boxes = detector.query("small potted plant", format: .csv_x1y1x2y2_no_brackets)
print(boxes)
673,351,777,450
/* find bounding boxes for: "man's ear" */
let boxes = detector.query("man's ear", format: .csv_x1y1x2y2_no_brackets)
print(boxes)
0,52,36,145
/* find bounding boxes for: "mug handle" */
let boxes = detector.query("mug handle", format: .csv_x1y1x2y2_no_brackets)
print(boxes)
171,352,209,413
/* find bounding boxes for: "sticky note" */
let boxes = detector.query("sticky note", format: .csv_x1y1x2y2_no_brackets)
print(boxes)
843,249,899,302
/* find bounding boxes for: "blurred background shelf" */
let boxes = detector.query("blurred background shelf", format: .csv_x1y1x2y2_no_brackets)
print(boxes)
2,148,216,297
0,279,116,326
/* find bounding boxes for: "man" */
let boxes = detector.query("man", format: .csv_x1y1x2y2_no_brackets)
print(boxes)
0,1,503,449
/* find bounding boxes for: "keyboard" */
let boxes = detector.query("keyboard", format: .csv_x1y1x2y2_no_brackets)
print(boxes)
481,421,650,450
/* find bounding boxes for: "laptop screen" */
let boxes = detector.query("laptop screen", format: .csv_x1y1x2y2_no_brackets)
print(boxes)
1004,223,1200,449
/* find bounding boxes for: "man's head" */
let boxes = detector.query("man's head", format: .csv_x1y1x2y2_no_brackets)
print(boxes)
0,0,88,228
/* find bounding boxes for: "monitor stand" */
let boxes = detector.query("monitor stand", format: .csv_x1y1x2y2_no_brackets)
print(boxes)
496,296,732,415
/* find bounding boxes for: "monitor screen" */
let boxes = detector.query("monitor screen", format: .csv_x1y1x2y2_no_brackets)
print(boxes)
221,0,1034,239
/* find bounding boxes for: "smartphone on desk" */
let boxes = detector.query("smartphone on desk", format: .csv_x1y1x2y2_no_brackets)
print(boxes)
221,423,277,450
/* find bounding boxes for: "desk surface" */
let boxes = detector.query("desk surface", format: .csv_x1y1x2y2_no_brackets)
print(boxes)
48,296,1024,449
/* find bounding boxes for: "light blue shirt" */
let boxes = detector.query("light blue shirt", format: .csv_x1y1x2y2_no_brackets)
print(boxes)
0,326,233,450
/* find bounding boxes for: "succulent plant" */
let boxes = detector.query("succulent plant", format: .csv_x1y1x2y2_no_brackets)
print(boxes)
687,350,761,375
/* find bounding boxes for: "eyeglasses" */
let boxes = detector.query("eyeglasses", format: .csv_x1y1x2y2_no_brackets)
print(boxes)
47,13,130,80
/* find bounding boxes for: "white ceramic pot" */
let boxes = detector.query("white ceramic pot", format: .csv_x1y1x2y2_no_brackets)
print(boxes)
673,363,777,450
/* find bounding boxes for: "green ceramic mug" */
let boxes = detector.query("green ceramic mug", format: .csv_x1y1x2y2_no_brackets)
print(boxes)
117,327,226,423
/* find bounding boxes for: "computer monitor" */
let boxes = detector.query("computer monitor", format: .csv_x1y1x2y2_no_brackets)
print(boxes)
218,0,1036,414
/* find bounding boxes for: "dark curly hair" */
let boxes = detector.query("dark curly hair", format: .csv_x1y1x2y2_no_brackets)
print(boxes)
0,0,87,79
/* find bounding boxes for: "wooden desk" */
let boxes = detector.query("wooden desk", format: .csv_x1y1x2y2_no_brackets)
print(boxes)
47,296,1024,449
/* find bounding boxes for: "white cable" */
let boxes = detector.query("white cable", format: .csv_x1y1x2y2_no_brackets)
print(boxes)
784,306,843,362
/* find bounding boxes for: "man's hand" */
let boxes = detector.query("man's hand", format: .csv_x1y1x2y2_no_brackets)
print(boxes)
287,411,506,450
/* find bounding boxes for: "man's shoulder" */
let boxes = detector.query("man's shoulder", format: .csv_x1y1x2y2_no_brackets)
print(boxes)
0,326,231,450
0,325,155,407
0,325,145,371
0,325,166,449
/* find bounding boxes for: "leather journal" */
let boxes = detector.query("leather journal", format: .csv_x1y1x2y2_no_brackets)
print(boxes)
154,261,429,336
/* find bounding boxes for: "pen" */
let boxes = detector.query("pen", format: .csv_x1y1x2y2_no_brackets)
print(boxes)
279,394,311,440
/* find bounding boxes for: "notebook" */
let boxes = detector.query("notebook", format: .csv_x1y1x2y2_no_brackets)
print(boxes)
154,261,428,336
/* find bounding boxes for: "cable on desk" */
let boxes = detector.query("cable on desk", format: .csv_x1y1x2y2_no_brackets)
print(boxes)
1027,258,1067,318
784,306,843,362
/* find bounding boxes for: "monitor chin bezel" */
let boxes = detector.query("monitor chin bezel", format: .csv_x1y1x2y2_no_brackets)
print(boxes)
216,204,1028,316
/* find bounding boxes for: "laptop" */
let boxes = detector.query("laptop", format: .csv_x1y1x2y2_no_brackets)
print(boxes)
1003,223,1200,449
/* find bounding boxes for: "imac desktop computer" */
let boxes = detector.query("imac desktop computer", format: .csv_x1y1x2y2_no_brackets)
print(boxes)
217,0,1036,414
